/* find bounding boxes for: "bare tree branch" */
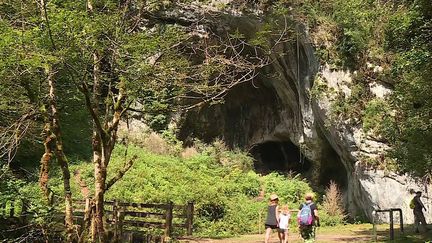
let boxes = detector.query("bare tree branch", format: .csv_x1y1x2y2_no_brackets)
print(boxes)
81,81,106,140
105,155,137,191
0,111,36,167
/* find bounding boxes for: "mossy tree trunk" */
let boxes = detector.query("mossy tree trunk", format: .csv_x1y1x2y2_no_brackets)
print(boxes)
46,67,75,242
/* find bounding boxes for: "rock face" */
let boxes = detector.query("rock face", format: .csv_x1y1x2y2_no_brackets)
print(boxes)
352,170,432,223
152,3,431,223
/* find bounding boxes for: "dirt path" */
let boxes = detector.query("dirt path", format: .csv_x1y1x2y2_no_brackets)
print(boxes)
178,224,431,243
179,232,372,243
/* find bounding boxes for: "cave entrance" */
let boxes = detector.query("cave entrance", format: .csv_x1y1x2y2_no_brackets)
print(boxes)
250,139,348,191
318,145,348,190
250,141,312,175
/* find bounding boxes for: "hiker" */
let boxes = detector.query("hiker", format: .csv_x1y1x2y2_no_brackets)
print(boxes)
264,194,280,243
412,191,428,233
278,205,291,243
297,192,320,242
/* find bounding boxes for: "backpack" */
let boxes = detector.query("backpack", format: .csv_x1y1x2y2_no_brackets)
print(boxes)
409,198,415,209
298,203,313,226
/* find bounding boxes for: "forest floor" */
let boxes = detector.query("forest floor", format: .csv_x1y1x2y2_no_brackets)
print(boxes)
179,224,432,242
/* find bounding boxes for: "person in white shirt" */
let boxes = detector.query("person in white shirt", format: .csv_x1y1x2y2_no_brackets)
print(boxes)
278,204,291,243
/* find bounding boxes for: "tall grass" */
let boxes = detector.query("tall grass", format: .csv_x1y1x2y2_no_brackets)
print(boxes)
320,181,347,226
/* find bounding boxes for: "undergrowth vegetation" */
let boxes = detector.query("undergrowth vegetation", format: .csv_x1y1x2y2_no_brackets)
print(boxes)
34,133,343,237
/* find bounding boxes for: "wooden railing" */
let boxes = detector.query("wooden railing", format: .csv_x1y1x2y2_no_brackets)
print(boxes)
372,208,404,240
74,199,194,239
1,198,194,240
0,199,26,220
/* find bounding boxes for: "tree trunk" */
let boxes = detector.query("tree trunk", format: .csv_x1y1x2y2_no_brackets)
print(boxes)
38,1,74,240
46,67,75,242
90,46,107,241
93,160,106,242
85,1,129,240
39,121,53,202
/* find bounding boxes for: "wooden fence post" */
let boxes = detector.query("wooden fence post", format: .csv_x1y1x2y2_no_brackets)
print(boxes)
20,200,28,223
0,201,4,218
389,210,394,240
83,198,92,230
372,210,377,242
396,208,404,233
118,205,124,241
164,201,173,239
9,200,14,217
113,200,119,241
186,202,194,236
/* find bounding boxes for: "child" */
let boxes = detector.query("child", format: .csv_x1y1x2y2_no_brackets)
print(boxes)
264,194,280,243
278,205,291,243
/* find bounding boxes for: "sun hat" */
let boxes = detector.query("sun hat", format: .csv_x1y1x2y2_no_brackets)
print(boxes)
270,194,279,201
305,192,315,200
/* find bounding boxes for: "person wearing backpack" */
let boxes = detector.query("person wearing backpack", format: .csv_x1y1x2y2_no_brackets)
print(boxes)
264,194,280,243
297,193,320,242
412,191,429,233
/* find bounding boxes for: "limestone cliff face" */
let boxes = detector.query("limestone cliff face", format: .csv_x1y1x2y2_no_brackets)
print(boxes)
311,66,432,223
152,3,432,223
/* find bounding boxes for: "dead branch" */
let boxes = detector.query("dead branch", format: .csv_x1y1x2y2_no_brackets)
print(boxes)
0,111,37,167
105,155,138,191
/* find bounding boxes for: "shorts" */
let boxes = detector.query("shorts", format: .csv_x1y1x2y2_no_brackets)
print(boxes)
278,228,288,233
265,224,278,229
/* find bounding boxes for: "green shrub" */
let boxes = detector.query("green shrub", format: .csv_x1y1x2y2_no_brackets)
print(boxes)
362,98,393,136
262,172,311,207
46,141,321,237
319,210,346,226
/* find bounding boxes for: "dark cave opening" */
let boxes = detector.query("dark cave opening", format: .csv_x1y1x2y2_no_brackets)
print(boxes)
250,140,348,191
318,146,348,190
250,141,312,175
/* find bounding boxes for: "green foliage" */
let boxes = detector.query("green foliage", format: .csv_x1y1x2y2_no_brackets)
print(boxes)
0,167,61,240
0,167,25,214
287,0,432,176
383,1,432,176
249,11,296,52
310,75,329,99
330,81,369,122
262,172,311,207
362,98,393,137
45,142,320,237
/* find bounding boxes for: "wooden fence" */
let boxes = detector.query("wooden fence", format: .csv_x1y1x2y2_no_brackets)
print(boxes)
1,198,194,241
372,208,404,241
74,199,194,240
0,199,26,220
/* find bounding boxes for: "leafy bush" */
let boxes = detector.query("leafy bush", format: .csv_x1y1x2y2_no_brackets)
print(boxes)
0,167,63,241
44,140,323,237
262,172,311,207
0,167,25,217
362,98,393,136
